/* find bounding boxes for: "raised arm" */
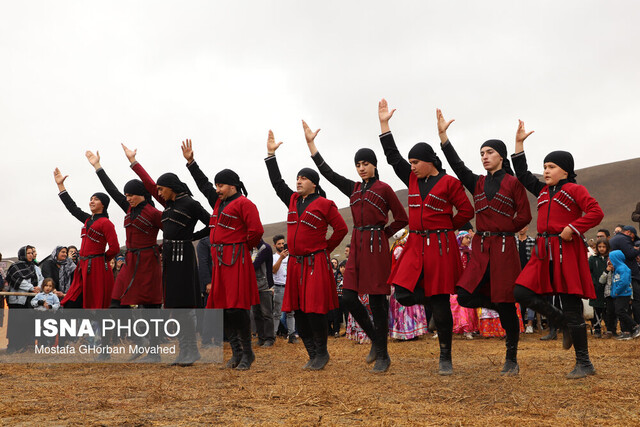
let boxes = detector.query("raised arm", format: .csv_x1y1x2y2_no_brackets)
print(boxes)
86,150,129,212
123,143,166,207
54,168,90,223
303,120,355,197
378,99,411,187
511,120,544,197
182,139,220,209
437,109,478,192
264,130,294,206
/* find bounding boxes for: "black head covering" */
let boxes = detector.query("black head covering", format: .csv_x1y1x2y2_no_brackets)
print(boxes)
123,179,154,206
407,142,444,172
480,139,514,175
297,168,326,197
354,148,379,179
214,169,248,196
157,173,193,196
544,151,577,183
91,192,110,212
7,245,38,290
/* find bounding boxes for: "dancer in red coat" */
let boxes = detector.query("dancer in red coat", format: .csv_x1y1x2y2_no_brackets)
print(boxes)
181,139,264,371
377,99,474,375
85,150,163,308
437,109,532,375
265,130,348,370
511,120,604,379
54,168,120,309
303,120,408,373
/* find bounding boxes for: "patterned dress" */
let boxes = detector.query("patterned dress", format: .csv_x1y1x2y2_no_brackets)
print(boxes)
388,244,429,340
450,243,479,335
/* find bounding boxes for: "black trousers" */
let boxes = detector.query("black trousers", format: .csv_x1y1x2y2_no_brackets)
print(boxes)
342,289,388,343
604,296,618,334
614,296,637,333
631,279,640,323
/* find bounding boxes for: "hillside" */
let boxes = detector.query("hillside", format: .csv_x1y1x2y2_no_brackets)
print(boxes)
264,157,640,260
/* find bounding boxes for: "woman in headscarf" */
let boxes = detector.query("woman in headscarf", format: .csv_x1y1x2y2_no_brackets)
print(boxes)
511,120,604,379
85,150,163,310
437,109,532,375
181,139,264,371
39,246,76,297
302,120,408,373
6,245,43,352
123,143,210,366
265,130,348,371
377,99,474,375
54,168,120,309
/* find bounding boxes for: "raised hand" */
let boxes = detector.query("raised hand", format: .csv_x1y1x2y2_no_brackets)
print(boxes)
181,139,194,163
53,168,68,191
267,130,283,155
436,108,455,143
302,120,320,155
121,143,137,164
515,120,534,154
378,98,396,123
85,150,101,169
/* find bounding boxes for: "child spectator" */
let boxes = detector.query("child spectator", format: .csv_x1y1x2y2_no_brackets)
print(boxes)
31,278,60,312
608,250,640,340
588,238,609,338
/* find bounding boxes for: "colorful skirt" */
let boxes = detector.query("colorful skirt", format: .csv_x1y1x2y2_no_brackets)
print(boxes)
450,294,479,334
477,304,525,338
388,286,429,340
346,294,373,344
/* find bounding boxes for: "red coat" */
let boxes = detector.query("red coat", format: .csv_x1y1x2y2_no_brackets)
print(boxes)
283,195,348,314
388,173,474,296
456,174,532,302
112,204,163,305
343,180,408,295
516,182,603,298
61,217,120,309
207,195,264,310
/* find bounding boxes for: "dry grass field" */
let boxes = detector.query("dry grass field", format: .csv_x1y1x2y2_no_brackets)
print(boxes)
1,328,639,426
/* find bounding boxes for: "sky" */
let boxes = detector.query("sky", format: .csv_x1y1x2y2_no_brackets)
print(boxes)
1,1,639,257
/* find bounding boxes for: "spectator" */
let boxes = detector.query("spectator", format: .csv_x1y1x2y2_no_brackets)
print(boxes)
608,250,640,340
328,260,347,337
67,245,79,264
344,244,350,260
252,239,275,347
633,202,640,230
6,246,43,353
272,235,296,343
596,229,610,241
450,231,478,340
588,238,609,338
39,246,76,298
609,225,640,323
516,226,537,334
30,278,60,312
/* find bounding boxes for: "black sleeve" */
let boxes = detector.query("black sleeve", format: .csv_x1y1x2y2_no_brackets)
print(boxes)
96,168,129,212
511,151,545,197
196,238,213,287
191,199,212,241
186,161,220,209
379,132,411,187
265,156,294,207
311,152,355,198
59,190,91,223
440,140,478,193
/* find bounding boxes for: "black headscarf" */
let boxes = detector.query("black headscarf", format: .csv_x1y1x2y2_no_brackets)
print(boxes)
480,139,514,176
7,246,38,290
354,148,379,179
123,179,154,207
214,169,248,196
408,142,445,172
544,151,577,183
91,192,110,214
50,246,76,293
157,173,193,196
297,168,326,197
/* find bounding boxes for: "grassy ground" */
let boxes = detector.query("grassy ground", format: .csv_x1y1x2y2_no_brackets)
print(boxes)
1,328,639,426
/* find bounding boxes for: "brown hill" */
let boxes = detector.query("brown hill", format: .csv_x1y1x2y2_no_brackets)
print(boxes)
263,157,640,259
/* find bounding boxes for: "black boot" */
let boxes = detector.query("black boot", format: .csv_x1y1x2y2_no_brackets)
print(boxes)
501,338,519,376
343,290,376,364
371,296,391,373
540,326,558,341
180,309,201,366
437,326,453,376
516,287,571,349
497,303,519,376
308,314,330,371
566,323,596,379
236,310,255,371
170,311,187,366
301,335,317,369
223,310,242,368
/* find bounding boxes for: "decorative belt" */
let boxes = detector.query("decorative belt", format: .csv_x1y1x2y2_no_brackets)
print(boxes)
212,242,245,267
409,229,454,255
79,254,106,274
293,249,329,281
536,233,563,263
476,231,516,253
121,245,160,299
164,239,190,262
354,225,385,253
